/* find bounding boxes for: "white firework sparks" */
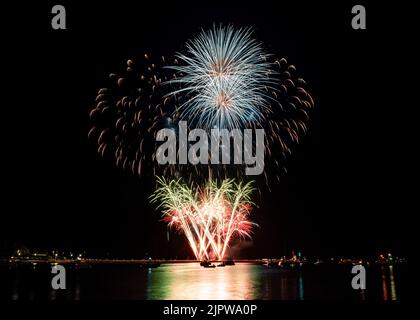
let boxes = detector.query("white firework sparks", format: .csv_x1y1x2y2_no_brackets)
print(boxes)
150,177,257,261
167,25,276,130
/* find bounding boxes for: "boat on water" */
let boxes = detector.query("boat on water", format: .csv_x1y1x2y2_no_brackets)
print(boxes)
200,261,217,268
203,264,216,268
262,259,301,269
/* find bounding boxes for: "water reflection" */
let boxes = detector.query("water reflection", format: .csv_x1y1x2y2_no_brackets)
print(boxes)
146,263,263,299
11,271,19,301
381,266,388,300
298,270,304,300
1,263,404,300
145,263,306,300
381,265,398,301
389,265,397,301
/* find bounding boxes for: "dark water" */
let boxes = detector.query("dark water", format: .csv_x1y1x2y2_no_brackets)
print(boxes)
0,263,407,300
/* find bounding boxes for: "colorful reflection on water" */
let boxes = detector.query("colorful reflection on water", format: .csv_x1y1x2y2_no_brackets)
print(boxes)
381,265,398,301
145,263,304,300
0,262,405,300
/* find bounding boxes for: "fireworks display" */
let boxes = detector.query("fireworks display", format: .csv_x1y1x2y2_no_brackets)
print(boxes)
88,25,314,260
88,55,177,179
166,25,274,130
150,177,256,261
88,25,313,184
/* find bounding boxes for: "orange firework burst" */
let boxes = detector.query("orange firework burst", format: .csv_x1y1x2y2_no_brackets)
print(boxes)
150,177,257,261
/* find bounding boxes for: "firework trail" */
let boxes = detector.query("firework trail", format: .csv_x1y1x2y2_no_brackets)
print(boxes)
88,55,178,179
88,25,313,184
150,177,256,261
165,25,314,184
88,25,314,259
166,25,274,130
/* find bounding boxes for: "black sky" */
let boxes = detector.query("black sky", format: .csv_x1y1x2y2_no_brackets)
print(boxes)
1,1,412,259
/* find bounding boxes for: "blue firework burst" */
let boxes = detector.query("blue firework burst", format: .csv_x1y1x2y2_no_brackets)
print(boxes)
167,25,276,130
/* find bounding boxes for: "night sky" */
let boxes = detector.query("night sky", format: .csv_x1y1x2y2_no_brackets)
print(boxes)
1,1,412,259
